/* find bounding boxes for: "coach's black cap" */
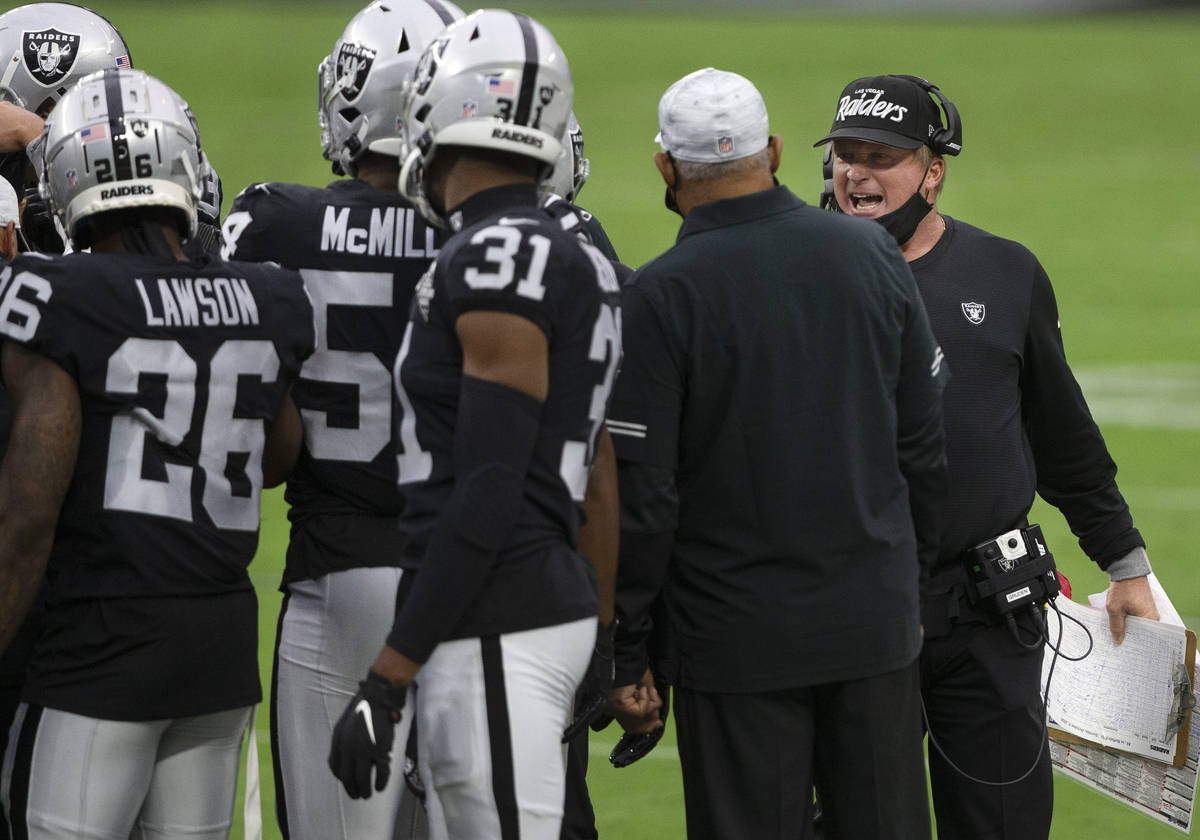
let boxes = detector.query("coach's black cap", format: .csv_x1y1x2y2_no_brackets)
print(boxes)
813,75,947,151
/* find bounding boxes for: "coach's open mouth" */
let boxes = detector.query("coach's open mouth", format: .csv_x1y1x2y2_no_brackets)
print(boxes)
850,193,883,212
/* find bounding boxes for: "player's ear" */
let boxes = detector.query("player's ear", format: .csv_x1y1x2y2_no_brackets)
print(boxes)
924,155,945,194
654,152,675,189
767,135,782,174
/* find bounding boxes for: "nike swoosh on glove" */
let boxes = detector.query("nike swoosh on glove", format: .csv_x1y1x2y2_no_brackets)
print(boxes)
563,621,615,743
328,669,406,799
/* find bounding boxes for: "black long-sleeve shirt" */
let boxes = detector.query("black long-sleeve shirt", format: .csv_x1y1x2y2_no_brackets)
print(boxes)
608,186,948,692
910,216,1143,573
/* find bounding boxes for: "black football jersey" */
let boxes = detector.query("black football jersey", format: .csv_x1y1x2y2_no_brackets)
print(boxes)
0,251,314,602
396,183,622,637
223,179,444,582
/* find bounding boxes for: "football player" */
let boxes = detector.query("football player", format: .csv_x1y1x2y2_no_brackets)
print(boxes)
0,3,134,253
0,9,135,829
0,68,314,838
327,10,622,839
541,112,629,840
219,2,462,838
541,112,620,265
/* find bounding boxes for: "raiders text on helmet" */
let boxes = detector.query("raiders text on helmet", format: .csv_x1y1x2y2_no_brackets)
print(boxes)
398,9,573,227
318,0,464,176
0,3,131,114
40,68,202,248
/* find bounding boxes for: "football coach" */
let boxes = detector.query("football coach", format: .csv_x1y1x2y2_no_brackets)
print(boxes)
604,67,949,840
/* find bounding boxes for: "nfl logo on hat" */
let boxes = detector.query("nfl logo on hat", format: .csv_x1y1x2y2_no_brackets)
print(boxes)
717,135,734,154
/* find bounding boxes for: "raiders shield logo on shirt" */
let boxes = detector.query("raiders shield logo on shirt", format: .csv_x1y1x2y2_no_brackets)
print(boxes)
23,28,81,86
961,301,986,325
334,42,376,103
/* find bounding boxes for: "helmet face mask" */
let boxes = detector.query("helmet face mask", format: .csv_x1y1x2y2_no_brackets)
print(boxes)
318,0,464,177
40,68,201,249
0,3,132,115
398,9,573,227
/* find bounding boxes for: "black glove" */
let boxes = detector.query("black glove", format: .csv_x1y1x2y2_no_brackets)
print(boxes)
19,184,63,254
610,681,671,768
328,670,406,799
562,621,615,742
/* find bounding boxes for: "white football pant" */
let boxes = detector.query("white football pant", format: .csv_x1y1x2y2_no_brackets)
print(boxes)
416,617,595,840
273,567,424,840
2,703,251,839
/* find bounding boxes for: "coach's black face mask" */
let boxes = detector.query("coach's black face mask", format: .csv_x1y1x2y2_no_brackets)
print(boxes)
663,153,683,218
875,188,933,246
874,159,935,246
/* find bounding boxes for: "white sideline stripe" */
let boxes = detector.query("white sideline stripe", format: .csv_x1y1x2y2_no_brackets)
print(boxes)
588,741,679,761
1074,364,1200,431
1120,487,1200,512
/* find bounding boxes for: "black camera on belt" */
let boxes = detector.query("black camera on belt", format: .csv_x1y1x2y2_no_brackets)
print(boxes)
963,524,1061,617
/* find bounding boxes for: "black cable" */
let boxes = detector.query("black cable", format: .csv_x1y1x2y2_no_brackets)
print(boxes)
1044,598,1094,662
921,596,1092,787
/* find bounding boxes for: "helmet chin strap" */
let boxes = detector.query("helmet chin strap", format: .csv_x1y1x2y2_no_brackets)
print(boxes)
398,144,444,229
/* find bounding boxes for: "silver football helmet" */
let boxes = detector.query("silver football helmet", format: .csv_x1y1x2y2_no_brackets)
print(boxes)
0,3,131,114
398,9,573,227
40,68,201,248
318,0,464,176
545,111,590,203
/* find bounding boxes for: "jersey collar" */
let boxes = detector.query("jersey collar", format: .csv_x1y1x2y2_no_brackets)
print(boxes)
448,182,540,231
677,184,804,242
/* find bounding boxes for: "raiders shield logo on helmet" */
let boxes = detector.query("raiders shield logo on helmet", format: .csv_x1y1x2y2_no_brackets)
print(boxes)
414,262,436,321
961,301,986,325
23,28,81,87
334,42,376,103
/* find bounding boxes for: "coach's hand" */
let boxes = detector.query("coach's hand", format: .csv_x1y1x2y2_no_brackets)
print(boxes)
329,670,407,799
563,620,616,742
606,668,668,768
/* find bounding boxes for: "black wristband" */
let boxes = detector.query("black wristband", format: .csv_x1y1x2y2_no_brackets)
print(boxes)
364,669,407,712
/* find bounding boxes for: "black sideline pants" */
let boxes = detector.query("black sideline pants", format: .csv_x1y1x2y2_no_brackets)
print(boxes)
920,613,1053,840
675,660,931,840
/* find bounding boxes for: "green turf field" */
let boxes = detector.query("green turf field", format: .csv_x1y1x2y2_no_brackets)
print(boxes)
80,2,1200,836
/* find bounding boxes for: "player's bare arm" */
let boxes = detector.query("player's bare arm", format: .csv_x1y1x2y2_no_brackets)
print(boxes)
0,102,44,152
457,309,549,401
580,426,618,627
0,342,80,653
371,307,549,692
263,389,302,488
